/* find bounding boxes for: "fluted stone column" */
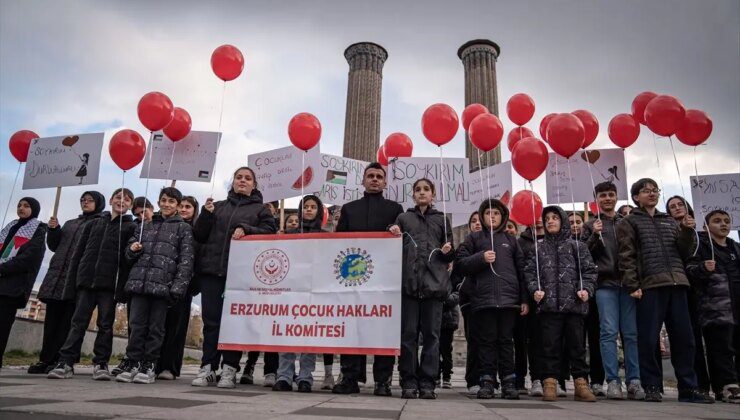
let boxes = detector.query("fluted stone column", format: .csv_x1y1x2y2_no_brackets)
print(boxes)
342,42,388,162
458,39,501,171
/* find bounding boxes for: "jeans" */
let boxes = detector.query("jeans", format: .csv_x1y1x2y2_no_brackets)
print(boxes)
595,287,640,383
126,294,168,362
277,353,316,385
58,289,116,365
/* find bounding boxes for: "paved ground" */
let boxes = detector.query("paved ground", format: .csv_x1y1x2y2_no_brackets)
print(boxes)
1,364,738,420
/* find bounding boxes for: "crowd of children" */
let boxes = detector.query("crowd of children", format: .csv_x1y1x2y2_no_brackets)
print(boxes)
0,163,737,405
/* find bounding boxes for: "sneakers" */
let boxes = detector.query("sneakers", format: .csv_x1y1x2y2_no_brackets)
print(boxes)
217,365,238,388
133,362,156,384
606,380,624,400
115,361,141,383
321,372,335,390
27,361,49,374
47,362,74,379
678,389,715,404
92,363,112,381
501,378,519,400
468,385,481,396
297,381,312,393
442,378,452,389
157,370,175,380
529,380,544,397
591,383,606,397
721,384,740,403
240,365,254,385
332,379,360,394
263,372,277,387
374,381,392,397
477,380,495,399
644,385,662,402
402,388,418,399
272,379,293,391
191,365,217,387
627,379,645,400
111,358,129,376
419,388,437,399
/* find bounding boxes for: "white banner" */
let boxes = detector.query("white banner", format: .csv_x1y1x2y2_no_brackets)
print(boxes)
248,145,322,203
218,232,402,355
452,161,513,227
314,154,369,206
385,157,471,214
690,173,740,230
139,131,220,182
23,133,104,189
546,149,628,204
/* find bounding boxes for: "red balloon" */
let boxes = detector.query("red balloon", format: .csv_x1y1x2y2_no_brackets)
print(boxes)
211,44,244,82
384,133,413,158
675,109,712,146
506,127,534,152
163,107,192,142
288,113,321,151
421,103,459,146
539,113,557,142
631,91,658,125
507,93,535,126
510,190,543,226
109,129,146,171
547,113,585,158
461,103,489,131
376,145,389,166
572,110,599,148
511,137,549,181
644,95,685,137
468,113,504,152
138,92,174,132
608,113,640,149
8,130,39,163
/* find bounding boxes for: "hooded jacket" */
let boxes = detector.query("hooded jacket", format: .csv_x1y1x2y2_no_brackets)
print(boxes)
395,205,454,299
686,232,739,327
524,206,597,315
455,199,527,312
124,213,194,301
286,195,325,234
38,191,105,302
192,189,276,278
581,212,623,289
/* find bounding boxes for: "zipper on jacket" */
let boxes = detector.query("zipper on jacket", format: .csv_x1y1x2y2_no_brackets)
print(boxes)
650,215,676,285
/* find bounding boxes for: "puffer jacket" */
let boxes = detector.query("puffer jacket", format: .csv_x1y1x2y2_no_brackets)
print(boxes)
395,206,454,300
581,213,623,289
524,206,597,315
38,191,105,302
63,212,136,299
124,213,194,301
0,221,47,308
686,233,739,327
193,189,276,278
616,207,695,293
456,200,526,312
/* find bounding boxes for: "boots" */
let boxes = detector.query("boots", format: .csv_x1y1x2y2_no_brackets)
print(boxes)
574,377,597,402
542,378,558,401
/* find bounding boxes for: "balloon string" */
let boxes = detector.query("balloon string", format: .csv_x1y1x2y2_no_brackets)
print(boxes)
555,156,561,206
1,162,22,230
300,152,305,234
165,140,177,183
651,132,667,208
140,132,154,240
567,158,584,291
116,170,125,286
485,153,498,277
429,146,448,262
529,181,541,291
667,136,687,198
584,152,604,244
209,81,227,198
693,146,714,260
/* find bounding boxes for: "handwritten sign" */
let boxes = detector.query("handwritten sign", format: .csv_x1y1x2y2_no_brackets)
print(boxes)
247,145,322,203
23,133,104,189
690,173,740,230
545,149,628,204
139,131,220,182
451,161,512,227
385,157,471,214
314,154,369,206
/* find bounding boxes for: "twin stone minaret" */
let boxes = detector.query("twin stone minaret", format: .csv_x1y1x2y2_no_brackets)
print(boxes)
342,39,501,171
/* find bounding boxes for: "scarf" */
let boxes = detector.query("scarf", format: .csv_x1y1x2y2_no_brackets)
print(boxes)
0,218,42,264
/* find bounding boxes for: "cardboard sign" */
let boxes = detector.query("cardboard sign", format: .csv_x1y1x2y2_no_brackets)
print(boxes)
690,173,740,230
314,154,369,206
546,149,628,204
218,232,402,355
385,157,472,214
139,131,220,182
23,133,104,189
247,145,322,203
451,161,513,227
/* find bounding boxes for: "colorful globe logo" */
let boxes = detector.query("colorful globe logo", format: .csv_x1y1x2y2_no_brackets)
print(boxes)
334,247,374,287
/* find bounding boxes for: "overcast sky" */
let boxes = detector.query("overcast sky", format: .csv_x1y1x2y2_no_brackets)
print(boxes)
1,1,738,250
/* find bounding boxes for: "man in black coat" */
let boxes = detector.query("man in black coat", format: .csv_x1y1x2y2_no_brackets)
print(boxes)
332,162,403,396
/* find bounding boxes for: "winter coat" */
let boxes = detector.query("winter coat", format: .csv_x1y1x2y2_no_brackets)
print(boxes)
524,206,597,315
456,200,527,312
686,233,739,327
335,191,403,233
124,213,195,301
442,292,461,329
0,221,47,308
286,195,326,234
192,189,276,278
38,191,105,302
616,207,695,293
581,213,623,289
63,212,136,300
395,206,454,300
183,217,201,296
450,242,471,312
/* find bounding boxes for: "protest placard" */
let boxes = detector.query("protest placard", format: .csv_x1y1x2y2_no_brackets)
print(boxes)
451,161,513,227
690,173,740,230
139,131,220,182
545,149,628,204
218,232,402,355
314,154,369,206
385,157,471,214
247,145,322,203
23,133,104,190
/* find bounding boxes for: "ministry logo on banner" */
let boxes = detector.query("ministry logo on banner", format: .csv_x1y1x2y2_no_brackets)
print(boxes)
254,249,290,286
